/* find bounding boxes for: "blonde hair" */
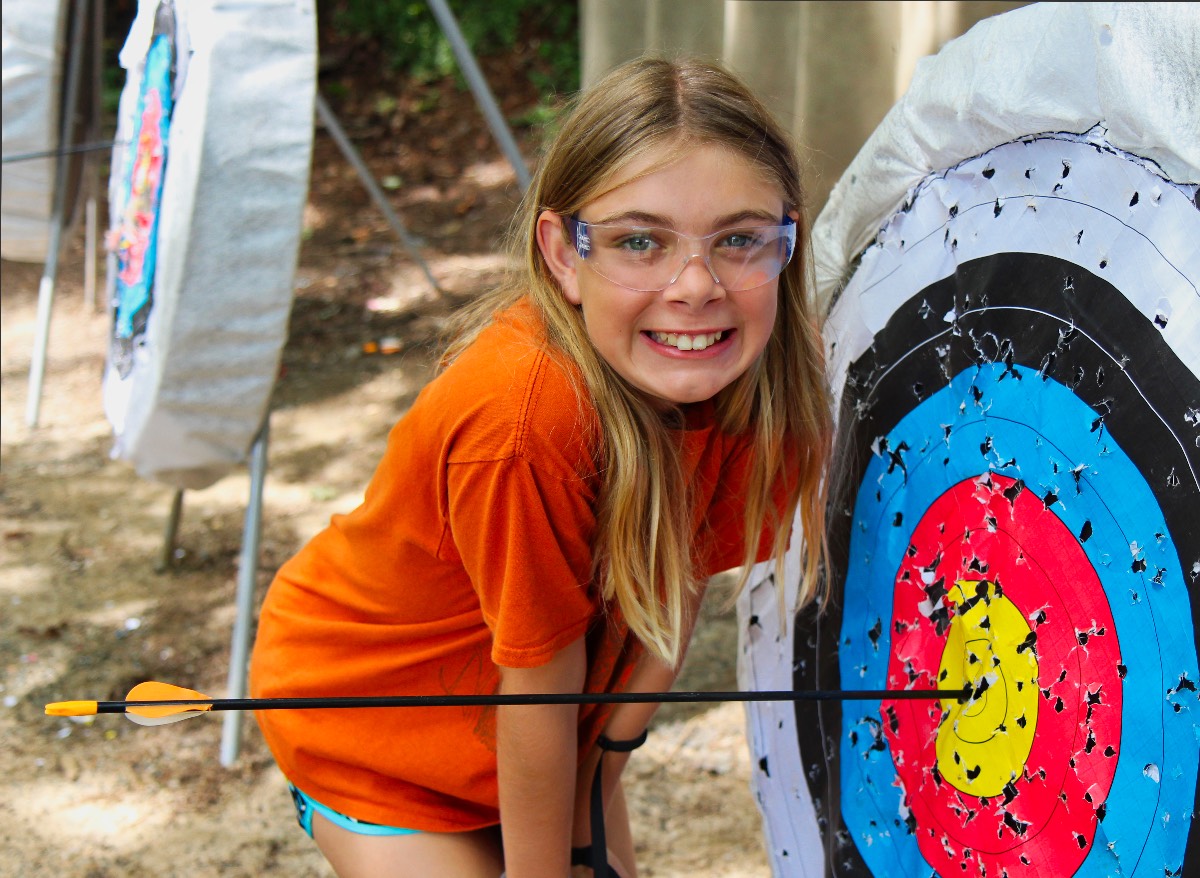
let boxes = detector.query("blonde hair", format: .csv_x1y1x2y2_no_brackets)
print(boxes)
446,57,832,665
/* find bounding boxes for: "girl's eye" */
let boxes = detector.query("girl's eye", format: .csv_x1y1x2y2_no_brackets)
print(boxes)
718,231,762,250
616,233,658,253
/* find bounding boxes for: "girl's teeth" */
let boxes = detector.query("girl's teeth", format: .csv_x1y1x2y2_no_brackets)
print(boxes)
652,331,723,351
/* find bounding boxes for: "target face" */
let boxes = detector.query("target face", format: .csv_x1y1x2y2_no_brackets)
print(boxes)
841,364,1177,877
111,7,174,379
741,132,1199,877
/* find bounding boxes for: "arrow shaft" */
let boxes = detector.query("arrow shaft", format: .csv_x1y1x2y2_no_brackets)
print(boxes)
94,688,964,714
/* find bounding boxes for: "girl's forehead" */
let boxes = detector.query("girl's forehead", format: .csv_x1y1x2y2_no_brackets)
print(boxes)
586,142,785,225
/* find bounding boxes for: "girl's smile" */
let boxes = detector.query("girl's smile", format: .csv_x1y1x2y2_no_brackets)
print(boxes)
538,143,787,406
645,329,730,352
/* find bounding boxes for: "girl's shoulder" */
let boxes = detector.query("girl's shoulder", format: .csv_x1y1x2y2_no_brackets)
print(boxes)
418,298,598,471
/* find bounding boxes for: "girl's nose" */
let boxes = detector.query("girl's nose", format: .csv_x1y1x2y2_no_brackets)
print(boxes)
662,254,724,306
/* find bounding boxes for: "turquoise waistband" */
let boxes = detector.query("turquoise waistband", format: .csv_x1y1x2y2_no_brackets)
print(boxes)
289,783,421,838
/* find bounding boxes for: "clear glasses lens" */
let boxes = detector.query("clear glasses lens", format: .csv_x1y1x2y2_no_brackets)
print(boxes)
569,218,795,292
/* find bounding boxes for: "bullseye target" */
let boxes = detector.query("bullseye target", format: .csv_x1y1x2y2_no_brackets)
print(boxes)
841,364,1181,877
884,473,1121,869
739,127,1198,878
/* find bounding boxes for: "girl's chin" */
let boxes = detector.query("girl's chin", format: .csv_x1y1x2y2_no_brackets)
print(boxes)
630,377,730,408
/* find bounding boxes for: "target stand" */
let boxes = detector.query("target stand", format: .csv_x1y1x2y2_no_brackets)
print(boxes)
102,0,317,766
154,419,270,767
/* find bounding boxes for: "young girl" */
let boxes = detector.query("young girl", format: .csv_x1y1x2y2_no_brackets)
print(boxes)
249,56,831,878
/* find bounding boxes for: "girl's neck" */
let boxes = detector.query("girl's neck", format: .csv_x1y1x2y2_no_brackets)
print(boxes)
659,398,716,431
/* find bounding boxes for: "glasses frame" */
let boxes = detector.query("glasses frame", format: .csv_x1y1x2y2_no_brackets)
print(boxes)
563,214,797,293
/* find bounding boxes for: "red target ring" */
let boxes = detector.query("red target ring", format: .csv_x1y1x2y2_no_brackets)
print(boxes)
884,475,1121,874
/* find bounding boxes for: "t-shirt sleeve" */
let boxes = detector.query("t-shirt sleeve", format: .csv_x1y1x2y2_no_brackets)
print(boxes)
446,454,597,669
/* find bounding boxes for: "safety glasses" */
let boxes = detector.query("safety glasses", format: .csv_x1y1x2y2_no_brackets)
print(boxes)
565,215,796,293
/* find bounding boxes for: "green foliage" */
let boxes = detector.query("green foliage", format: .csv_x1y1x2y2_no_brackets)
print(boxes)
525,3,579,95
509,94,566,141
331,0,580,95
102,60,125,120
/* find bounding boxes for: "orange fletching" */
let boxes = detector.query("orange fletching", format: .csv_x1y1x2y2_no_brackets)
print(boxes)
126,681,213,718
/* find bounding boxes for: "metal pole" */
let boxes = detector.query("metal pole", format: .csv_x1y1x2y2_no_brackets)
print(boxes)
314,94,442,293
425,0,532,193
84,195,97,310
220,418,271,766
26,0,88,427
96,0,112,314
84,0,104,311
155,489,185,573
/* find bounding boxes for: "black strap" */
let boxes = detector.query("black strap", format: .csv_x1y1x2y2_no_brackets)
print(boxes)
597,730,648,753
571,849,614,873
578,730,648,876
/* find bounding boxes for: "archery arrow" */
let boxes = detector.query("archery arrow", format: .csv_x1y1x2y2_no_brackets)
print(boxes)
48,682,215,726
46,680,970,726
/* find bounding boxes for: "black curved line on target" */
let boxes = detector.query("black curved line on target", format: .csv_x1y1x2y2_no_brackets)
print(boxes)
853,307,1198,496
853,193,1199,301
796,251,1200,876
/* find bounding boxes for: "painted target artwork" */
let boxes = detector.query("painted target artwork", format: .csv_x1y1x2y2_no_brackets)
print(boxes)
110,0,175,378
739,128,1198,878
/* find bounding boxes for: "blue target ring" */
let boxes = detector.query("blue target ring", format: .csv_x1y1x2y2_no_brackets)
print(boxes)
839,363,1198,877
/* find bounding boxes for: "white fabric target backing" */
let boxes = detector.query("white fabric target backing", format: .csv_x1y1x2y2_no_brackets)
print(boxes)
1,0,68,262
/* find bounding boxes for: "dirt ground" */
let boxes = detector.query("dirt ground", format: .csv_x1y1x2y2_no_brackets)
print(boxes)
0,34,773,878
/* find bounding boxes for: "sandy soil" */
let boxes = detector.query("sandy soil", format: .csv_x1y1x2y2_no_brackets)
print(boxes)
0,47,772,878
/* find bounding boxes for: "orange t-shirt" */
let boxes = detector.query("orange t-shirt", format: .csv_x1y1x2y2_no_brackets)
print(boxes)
249,299,781,831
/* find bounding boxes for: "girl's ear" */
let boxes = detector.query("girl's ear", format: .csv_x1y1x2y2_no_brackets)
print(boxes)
535,210,582,305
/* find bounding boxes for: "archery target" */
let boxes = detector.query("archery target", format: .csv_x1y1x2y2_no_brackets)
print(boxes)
741,131,1199,877
0,0,70,262
103,0,315,489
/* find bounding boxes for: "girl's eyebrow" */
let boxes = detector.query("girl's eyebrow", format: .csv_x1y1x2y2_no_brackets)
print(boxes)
591,209,673,227
592,208,782,229
712,208,784,228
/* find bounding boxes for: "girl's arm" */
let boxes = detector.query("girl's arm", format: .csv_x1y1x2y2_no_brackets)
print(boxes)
571,582,708,873
570,653,677,854
498,632,588,878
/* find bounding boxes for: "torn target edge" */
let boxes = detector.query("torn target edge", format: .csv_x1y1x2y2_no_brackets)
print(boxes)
810,2,1200,310
738,133,1200,876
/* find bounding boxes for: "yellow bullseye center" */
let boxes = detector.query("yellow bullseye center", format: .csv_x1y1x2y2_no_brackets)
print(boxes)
936,580,1039,796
